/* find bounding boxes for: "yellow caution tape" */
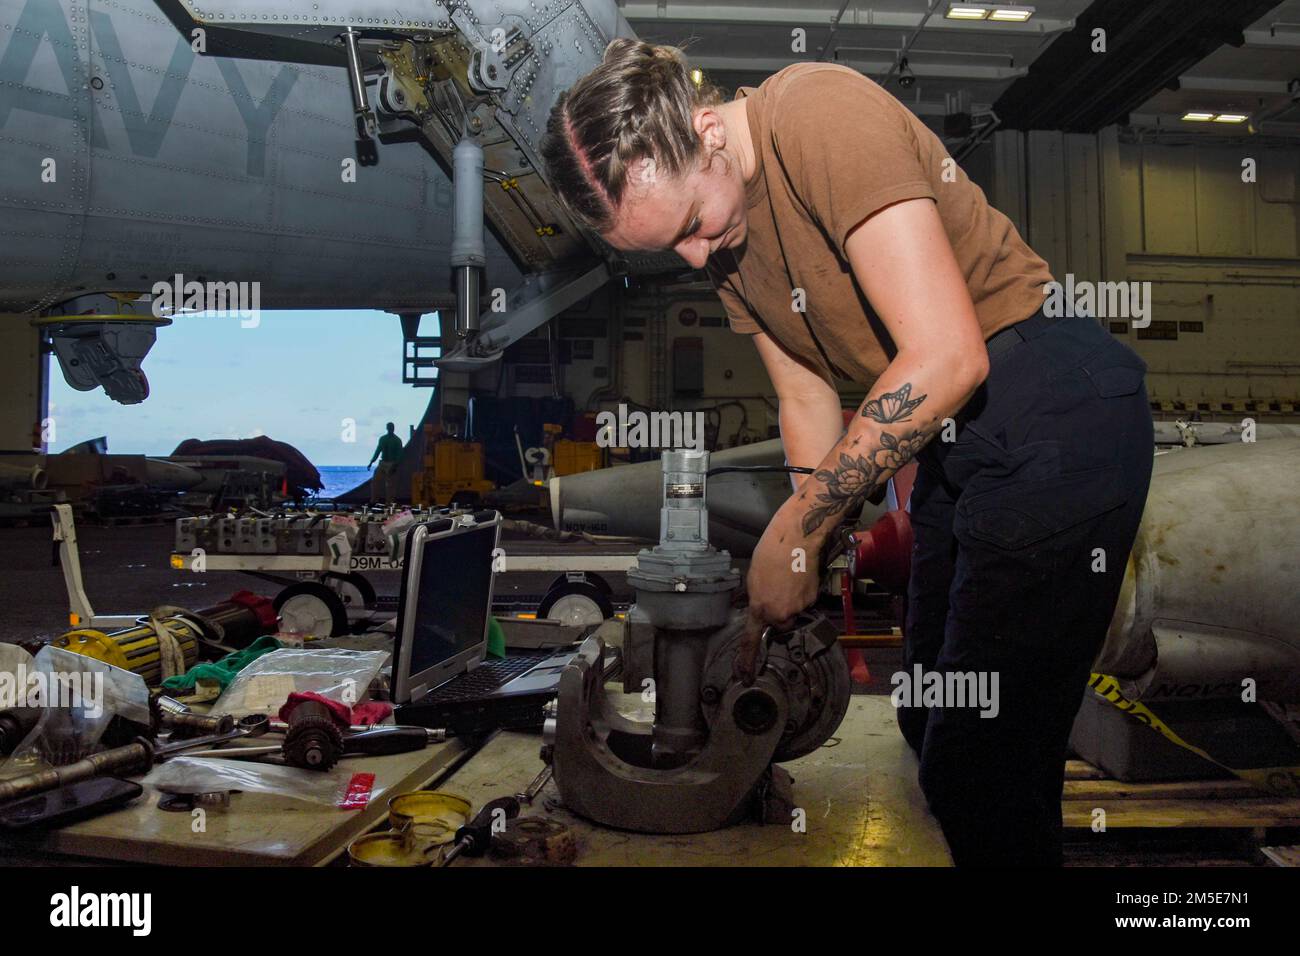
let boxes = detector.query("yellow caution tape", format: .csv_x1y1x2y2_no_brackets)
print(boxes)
1088,672,1300,796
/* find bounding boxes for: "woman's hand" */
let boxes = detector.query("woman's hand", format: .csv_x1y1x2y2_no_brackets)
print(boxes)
734,502,822,684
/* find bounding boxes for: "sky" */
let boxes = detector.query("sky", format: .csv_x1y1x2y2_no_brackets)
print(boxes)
48,310,439,466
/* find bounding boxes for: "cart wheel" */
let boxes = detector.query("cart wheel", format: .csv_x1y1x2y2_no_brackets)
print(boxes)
537,581,613,626
322,571,377,610
544,571,613,596
274,582,349,638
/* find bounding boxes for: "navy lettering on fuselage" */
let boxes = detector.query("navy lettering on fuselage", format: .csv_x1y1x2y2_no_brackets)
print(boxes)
0,0,298,175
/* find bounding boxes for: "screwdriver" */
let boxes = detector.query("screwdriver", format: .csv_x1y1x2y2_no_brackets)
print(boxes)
341,725,446,756
441,795,521,866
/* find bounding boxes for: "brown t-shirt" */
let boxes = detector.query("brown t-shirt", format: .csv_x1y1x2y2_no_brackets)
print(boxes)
706,63,1054,387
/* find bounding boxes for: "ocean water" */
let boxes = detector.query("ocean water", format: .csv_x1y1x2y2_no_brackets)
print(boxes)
316,465,371,500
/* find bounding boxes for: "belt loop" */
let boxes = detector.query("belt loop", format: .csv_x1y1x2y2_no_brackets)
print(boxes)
1018,307,1060,342
985,323,1025,361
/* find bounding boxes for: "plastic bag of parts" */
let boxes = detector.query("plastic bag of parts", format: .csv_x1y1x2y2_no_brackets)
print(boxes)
144,756,384,808
1,646,150,774
208,648,388,718
0,645,39,754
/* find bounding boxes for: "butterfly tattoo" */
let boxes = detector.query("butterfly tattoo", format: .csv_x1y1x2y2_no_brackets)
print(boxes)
860,383,928,425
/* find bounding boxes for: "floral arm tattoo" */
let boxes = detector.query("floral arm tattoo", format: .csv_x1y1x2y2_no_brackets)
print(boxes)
799,383,940,537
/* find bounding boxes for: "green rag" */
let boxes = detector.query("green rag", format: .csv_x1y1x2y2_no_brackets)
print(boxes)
487,617,506,659
161,635,284,693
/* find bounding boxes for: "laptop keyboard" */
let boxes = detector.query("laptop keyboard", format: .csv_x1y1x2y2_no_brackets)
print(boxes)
425,654,548,703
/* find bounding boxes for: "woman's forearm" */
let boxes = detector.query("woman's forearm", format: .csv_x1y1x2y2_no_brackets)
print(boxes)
787,348,987,542
778,388,845,491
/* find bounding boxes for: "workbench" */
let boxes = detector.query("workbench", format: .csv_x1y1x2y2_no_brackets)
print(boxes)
0,737,474,866
0,696,950,867
451,695,952,867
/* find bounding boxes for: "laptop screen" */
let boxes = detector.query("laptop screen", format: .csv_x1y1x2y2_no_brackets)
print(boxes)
392,514,501,703
407,521,497,677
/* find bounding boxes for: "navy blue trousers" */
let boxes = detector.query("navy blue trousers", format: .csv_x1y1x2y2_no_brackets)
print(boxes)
899,310,1154,867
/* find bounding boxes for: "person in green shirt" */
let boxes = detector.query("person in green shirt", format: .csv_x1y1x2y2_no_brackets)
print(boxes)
368,422,404,506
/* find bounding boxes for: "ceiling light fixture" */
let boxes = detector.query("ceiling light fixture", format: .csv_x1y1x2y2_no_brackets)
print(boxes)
897,57,916,88
945,5,990,20
989,7,1034,21
1180,111,1250,123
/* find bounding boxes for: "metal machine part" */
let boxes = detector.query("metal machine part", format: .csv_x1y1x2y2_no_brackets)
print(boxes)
54,618,201,687
34,316,172,406
0,463,47,491
342,27,379,151
282,700,346,771
451,137,486,338
546,450,851,833
625,449,740,762
53,592,278,683
700,613,851,763
157,709,236,740
435,263,613,370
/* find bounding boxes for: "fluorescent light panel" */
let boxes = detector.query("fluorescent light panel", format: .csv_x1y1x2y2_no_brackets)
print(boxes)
946,5,990,19
989,7,1034,21
1180,111,1249,123
946,4,1034,20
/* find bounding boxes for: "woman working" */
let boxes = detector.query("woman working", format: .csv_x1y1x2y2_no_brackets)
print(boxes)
539,40,1153,866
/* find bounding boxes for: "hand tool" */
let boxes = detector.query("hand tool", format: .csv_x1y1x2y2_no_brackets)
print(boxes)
152,714,270,758
190,725,445,766
440,795,520,866
515,764,553,806
156,704,236,739
267,720,401,735
0,715,269,806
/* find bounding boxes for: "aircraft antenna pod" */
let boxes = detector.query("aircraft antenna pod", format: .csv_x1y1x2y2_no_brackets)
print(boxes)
32,315,171,406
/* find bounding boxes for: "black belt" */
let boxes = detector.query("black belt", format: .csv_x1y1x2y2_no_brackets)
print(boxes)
985,309,1060,361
